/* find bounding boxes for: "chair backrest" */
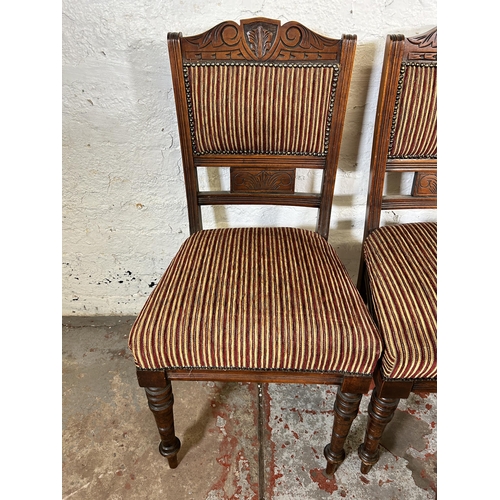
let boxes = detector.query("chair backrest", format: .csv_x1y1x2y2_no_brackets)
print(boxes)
167,17,357,239
362,27,437,239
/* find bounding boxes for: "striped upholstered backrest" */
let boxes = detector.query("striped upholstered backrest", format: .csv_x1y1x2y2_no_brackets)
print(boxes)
167,18,357,238
388,62,437,160
362,27,437,238
185,62,338,156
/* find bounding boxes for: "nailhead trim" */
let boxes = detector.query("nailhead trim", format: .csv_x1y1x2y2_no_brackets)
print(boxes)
387,62,437,160
182,62,340,156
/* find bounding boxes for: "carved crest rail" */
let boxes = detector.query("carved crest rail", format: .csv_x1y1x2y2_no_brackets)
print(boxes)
181,18,342,62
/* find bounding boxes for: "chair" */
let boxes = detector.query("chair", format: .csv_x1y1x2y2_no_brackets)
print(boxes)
356,27,437,473
128,17,382,476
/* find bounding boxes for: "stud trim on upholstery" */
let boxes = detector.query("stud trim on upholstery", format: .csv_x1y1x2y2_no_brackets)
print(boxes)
363,222,437,380
184,62,339,156
388,62,437,159
129,227,382,374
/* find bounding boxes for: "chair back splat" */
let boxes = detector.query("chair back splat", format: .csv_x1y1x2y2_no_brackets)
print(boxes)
167,17,357,239
128,18,383,478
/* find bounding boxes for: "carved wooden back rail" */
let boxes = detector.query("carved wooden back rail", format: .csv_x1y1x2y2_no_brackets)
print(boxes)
167,18,357,239
361,27,437,242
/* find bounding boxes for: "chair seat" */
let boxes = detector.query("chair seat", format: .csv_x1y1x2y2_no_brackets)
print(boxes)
363,222,437,380
129,227,382,375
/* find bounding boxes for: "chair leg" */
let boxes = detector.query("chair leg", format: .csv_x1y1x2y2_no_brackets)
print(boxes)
358,387,399,474
324,390,363,475
145,381,181,468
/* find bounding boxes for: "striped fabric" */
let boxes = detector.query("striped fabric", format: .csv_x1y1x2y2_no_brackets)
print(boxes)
363,222,437,380
389,63,437,159
129,227,382,375
185,63,338,155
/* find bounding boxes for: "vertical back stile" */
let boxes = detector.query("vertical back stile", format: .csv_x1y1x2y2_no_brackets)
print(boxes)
167,32,203,234
317,34,357,239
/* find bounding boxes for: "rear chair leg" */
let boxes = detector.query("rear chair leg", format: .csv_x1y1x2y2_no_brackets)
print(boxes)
324,390,363,475
145,381,181,468
358,387,399,474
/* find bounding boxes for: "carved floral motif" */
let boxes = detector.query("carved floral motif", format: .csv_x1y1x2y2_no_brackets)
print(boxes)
231,169,295,193
182,18,340,62
407,28,437,49
406,27,437,62
246,25,274,58
412,172,437,197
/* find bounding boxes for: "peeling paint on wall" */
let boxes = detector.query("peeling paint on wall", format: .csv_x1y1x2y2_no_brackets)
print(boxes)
62,0,437,315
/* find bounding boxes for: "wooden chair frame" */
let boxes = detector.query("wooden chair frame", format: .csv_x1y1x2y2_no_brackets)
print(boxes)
131,18,379,476
356,27,437,473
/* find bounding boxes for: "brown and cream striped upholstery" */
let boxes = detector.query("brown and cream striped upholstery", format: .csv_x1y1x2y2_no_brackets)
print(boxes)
129,227,382,374
185,62,338,156
363,222,437,380
388,62,437,159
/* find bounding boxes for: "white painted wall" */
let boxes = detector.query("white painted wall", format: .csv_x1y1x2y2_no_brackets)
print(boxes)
62,0,437,315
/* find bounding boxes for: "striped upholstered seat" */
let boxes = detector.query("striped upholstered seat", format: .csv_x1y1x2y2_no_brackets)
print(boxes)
130,227,381,375
363,222,436,380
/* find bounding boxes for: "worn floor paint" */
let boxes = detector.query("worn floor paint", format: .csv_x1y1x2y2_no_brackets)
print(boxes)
63,317,436,499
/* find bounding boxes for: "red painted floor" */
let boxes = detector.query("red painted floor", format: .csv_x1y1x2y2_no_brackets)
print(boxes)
63,316,436,499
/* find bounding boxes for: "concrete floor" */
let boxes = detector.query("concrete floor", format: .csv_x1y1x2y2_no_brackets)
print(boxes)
62,316,437,499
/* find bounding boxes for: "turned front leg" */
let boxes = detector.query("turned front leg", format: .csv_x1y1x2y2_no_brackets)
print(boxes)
145,382,181,468
324,390,363,475
358,387,399,474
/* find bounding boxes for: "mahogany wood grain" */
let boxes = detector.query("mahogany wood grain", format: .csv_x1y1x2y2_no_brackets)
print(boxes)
380,196,436,210
145,384,181,468
324,391,363,475
137,368,372,394
386,158,436,172
230,168,296,193
167,31,203,234
197,191,321,207
194,155,326,169
358,388,400,474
